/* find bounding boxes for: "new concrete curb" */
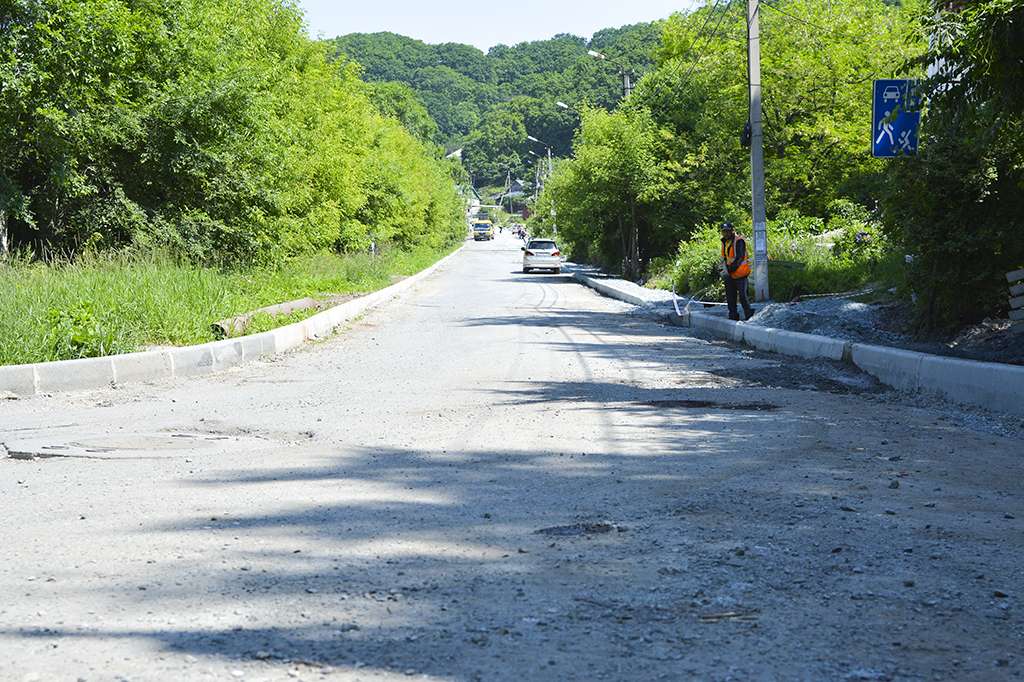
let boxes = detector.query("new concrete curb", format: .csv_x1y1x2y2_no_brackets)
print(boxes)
0,246,465,397
574,271,1024,417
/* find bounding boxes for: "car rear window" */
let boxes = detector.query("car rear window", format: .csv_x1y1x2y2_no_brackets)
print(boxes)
528,241,556,250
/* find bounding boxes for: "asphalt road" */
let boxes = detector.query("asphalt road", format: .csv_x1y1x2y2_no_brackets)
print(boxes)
2,233,1022,681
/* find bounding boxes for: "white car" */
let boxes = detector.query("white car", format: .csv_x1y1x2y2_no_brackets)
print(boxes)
522,239,562,273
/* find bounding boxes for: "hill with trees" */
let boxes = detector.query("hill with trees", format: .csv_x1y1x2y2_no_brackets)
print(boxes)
329,24,663,186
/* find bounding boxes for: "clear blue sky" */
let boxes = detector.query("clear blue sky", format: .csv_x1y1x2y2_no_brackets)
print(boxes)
297,0,698,50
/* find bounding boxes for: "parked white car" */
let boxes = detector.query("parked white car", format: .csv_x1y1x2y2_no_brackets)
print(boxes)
522,239,562,274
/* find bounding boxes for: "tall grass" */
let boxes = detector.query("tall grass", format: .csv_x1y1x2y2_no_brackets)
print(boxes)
0,245,454,366
648,211,898,303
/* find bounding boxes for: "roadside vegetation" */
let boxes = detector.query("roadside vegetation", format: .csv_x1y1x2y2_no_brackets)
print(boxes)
0,245,453,366
529,0,1024,335
0,0,467,366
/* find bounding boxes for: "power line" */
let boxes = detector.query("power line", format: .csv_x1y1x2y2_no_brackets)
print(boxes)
679,0,740,83
641,0,738,103
759,0,832,34
678,0,729,64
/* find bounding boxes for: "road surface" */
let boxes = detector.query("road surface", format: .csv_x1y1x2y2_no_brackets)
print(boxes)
2,234,1022,681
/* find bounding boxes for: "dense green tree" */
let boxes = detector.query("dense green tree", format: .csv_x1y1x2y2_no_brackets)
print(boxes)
540,0,925,279
0,0,464,262
881,0,1024,331
462,109,528,186
366,81,441,144
329,32,436,82
329,22,663,178
537,106,671,278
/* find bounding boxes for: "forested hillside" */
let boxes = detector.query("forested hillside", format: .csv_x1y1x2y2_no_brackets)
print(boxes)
330,25,662,185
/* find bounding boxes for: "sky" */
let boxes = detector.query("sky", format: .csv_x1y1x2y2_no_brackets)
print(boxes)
297,0,698,50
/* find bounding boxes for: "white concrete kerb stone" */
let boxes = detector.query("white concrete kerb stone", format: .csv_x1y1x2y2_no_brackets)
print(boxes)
0,245,464,397
574,270,1024,417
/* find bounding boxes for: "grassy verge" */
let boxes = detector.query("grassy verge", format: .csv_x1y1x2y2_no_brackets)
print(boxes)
648,210,900,303
1,244,457,366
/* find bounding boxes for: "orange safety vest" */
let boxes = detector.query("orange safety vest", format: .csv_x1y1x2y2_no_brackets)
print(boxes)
722,235,752,279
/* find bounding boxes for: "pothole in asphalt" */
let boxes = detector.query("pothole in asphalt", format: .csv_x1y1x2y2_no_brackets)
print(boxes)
642,399,778,411
2,432,261,461
535,522,629,537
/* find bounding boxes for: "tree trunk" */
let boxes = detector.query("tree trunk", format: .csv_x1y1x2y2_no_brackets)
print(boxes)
0,209,7,259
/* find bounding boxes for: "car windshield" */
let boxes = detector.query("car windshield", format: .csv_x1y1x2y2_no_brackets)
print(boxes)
528,241,556,251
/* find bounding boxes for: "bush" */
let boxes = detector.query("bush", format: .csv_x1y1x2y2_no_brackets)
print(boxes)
0,0,464,264
667,207,895,302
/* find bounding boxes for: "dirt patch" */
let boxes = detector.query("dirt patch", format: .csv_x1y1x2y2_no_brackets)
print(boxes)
749,298,1024,365
535,522,628,537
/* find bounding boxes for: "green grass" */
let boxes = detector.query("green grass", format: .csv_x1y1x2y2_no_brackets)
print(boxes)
0,244,456,366
647,220,900,303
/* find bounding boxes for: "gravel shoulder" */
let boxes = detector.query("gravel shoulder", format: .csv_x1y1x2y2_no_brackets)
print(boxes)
1,234,1022,681
745,296,1024,366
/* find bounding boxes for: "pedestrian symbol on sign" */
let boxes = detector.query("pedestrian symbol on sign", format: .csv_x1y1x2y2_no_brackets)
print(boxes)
876,112,895,147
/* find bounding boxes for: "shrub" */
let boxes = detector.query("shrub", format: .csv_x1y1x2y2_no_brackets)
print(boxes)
667,207,895,302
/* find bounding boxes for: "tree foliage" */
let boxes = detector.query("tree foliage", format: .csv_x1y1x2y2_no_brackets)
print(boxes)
542,0,924,281
330,24,664,185
0,0,465,263
880,0,1024,331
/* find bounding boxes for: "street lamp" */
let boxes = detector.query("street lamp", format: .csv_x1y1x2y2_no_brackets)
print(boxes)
526,135,557,236
526,135,554,179
587,49,634,99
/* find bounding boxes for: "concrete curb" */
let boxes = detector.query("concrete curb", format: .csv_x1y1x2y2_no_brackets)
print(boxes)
573,270,675,307
0,245,465,397
574,271,1024,417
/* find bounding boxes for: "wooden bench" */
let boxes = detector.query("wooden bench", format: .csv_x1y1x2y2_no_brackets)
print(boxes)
1009,268,1024,322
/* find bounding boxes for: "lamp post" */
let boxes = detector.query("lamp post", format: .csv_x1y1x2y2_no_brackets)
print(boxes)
588,50,634,99
526,135,554,179
526,134,557,236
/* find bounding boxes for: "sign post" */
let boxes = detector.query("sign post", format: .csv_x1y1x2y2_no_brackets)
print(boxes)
872,79,921,158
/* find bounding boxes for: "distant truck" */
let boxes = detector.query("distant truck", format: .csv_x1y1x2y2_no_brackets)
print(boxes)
472,220,495,241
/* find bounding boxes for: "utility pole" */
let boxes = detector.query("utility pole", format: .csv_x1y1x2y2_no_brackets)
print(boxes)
622,70,633,99
747,0,769,302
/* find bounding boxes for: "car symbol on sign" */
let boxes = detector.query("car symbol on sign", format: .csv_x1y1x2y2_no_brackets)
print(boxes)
882,86,901,103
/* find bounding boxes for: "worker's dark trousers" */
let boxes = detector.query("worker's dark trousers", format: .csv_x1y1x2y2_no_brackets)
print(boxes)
724,276,754,321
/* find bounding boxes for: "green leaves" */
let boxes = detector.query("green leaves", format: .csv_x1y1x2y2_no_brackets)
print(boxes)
0,0,464,264
330,22,665,185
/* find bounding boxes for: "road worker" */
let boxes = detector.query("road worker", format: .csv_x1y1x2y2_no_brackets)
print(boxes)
720,222,754,321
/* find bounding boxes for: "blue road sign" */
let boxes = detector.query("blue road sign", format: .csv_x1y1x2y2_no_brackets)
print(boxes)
872,79,920,158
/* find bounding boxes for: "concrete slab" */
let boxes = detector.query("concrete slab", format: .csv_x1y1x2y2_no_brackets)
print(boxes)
691,312,742,342
238,332,276,360
740,323,775,351
167,345,215,378
35,357,115,394
210,340,244,372
0,364,37,397
917,354,1024,417
112,351,173,386
849,344,924,392
769,329,849,362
